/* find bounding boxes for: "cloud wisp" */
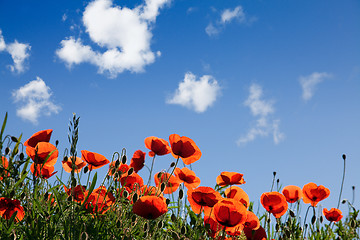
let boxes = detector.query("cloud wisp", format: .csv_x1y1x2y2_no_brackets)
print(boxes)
205,6,255,37
56,0,170,78
237,84,284,146
299,72,331,101
0,29,31,73
12,77,61,124
167,72,221,113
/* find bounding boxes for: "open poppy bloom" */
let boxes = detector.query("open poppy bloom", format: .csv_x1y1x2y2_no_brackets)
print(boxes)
216,172,246,187
225,186,249,209
0,156,9,180
24,129,52,148
168,134,202,165
0,197,25,222
144,136,171,157
27,142,58,166
84,186,115,214
187,186,222,215
154,172,181,194
62,156,86,173
132,195,168,219
282,185,302,203
30,163,57,179
213,198,247,230
323,208,343,222
64,185,88,203
243,225,267,240
109,162,130,177
260,192,288,218
204,215,223,238
129,150,145,172
120,172,144,190
244,211,260,231
302,182,330,207
174,167,201,189
81,150,110,170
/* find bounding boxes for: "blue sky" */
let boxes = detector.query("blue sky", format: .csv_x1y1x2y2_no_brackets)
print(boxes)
1,0,359,213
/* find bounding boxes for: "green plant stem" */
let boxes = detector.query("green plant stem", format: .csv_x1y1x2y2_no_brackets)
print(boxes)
147,155,156,186
337,156,346,209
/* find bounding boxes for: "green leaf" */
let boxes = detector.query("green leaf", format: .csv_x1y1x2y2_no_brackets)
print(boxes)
0,112,7,141
81,172,97,208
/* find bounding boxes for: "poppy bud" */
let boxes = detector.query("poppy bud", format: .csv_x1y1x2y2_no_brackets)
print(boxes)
123,190,129,198
115,159,120,168
55,140,59,147
166,198,170,205
352,186,355,190
170,162,175,168
342,199,347,204
289,210,295,218
171,213,176,222
273,171,277,177
121,155,127,164
157,220,163,229
84,166,89,173
179,189,184,200
267,218,271,224
160,182,166,192
181,225,186,235
311,215,316,225
143,222,148,232
127,167,134,176
285,229,291,238
342,154,346,160
277,178,280,183
19,152,24,160
320,215,323,223
275,223,280,231
350,219,356,228
5,147,10,155
132,193,138,203
11,136,18,142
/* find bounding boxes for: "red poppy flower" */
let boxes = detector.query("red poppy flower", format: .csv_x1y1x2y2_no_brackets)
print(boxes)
213,198,247,229
64,185,88,203
84,186,115,214
81,150,110,170
225,186,249,208
323,208,343,222
216,172,246,187
132,195,168,219
187,186,222,215
109,162,130,177
204,215,223,238
62,156,86,173
174,167,201,189
243,226,267,240
0,156,9,180
129,150,145,172
144,136,171,157
30,164,57,179
24,129,52,148
27,142,58,166
244,211,260,230
0,197,25,222
302,183,330,207
282,185,302,203
168,134,202,165
154,172,181,194
260,192,288,218
120,172,144,190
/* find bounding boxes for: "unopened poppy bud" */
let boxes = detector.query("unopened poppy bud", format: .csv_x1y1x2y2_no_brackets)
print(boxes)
289,210,295,218
267,218,271,224
285,229,291,238
350,219,356,228
160,182,166,192
132,193,138,203
273,171,277,177
123,190,129,198
342,154,346,160
106,175,110,180
320,215,324,223
311,215,316,225
19,152,24,160
275,223,280,231
127,167,134,176
11,136,18,142
143,222,148,232
170,162,175,168
277,178,280,183
305,224,308,228
5,147,10,155
179,189,184,200
166,198,170,205
352,186,355,190
342,199,347,204
171,213,176,222
157,220,163,229
84,166,89,173
181,225,186,235
121,155,127,164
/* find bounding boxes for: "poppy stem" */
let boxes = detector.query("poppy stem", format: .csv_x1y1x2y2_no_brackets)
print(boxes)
147,155,156,186
270,172,276,191
303,205,311,233
165,156,180,186
337,154,346,209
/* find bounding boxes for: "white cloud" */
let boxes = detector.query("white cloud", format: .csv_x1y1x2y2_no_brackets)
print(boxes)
12,77,61,124
0,29,31,73
56,0,170,78
206,5,253,36
167,72,221,113
299,72,331,101
237,84,284,146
